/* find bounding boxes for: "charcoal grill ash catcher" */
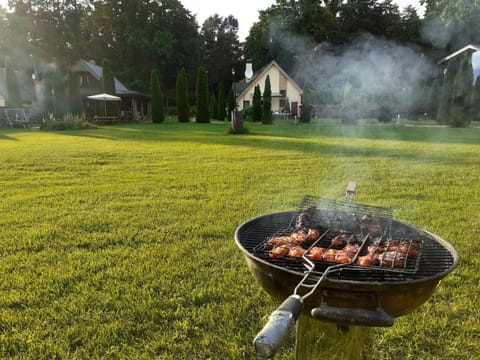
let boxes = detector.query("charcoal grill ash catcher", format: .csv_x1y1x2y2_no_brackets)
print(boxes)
234,182,459,359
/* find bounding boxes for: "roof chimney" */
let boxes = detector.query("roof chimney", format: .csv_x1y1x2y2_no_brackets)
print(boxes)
245,60,253,81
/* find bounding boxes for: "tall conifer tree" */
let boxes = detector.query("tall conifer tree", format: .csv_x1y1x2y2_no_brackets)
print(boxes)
252,85,262,122
449,55,473,127
176,68,190,123
262,75,272,124
472,76,480,122
436,60,456,125
209,93,217,120
151,69,165,123
195,67,210,123
217,82,226,121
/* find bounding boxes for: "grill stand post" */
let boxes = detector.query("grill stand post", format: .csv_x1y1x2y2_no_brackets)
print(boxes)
296,314,371,360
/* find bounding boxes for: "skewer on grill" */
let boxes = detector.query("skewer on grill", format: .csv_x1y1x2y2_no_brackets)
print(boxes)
267,228,320,246
296,206,318,228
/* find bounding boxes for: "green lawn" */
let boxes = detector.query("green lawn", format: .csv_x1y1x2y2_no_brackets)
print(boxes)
0,122,479,359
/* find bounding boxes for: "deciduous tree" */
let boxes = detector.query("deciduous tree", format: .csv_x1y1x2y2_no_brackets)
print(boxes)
100,58,116,117
66,70,82,115
4,56,22,108
200,14,242,91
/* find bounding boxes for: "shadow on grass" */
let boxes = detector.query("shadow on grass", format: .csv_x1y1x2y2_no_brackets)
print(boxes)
59,122,479,165
0,133,18,141
63,122,480,145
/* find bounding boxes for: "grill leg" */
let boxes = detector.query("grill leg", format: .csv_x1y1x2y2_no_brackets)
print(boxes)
295,314,371,360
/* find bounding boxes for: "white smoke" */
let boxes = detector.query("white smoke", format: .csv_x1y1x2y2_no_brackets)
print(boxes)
288,33,436,116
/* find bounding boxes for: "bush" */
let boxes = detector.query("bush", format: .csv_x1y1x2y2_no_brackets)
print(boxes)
341,105,358,125
40,119,96,131
243,106,253,121
377,106,393,123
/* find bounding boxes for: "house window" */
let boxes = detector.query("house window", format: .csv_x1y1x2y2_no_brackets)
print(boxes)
280,90,286,97
80,74,90,87
243,100,250,108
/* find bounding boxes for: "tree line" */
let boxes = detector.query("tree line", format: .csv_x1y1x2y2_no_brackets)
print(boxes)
1,0,480,127
0,0,242,97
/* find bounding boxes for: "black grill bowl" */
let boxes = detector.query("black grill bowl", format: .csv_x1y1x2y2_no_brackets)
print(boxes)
235,211,459,318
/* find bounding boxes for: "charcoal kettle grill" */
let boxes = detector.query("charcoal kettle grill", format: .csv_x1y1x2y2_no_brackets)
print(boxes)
234,183,459,359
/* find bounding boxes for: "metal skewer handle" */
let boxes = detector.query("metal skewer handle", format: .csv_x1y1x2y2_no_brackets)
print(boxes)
345,181,357,202
253,295,303,358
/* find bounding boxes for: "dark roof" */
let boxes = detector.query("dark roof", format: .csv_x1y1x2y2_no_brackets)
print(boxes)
73,59,148,98
233,63,268,95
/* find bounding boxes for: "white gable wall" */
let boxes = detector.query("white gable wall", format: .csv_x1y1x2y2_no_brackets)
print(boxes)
236,63,302,116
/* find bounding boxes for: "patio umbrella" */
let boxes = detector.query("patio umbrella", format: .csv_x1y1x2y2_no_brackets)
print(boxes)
87,93,122,116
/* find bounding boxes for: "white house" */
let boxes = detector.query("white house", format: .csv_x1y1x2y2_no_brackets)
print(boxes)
234,60,303,118
438,44,480,83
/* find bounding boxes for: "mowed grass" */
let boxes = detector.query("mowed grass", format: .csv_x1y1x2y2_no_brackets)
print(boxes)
0,122,478,359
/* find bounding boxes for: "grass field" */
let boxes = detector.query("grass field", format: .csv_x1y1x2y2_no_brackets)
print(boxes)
0,121,479,359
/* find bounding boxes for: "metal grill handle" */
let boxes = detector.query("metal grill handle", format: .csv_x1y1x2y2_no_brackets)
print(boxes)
253,295,303,358
345,181,357,202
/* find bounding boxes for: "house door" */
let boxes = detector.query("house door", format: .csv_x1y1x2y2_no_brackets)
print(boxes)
291,102,298,117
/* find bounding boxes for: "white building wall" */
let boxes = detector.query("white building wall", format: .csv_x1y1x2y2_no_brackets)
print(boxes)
236,64,302,113
286,81,302,105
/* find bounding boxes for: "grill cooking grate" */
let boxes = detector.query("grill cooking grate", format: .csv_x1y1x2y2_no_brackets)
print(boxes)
239,211,455,283
293,196,393,237
254,196,421,274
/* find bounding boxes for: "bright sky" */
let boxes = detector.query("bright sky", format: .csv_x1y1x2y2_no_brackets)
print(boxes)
0,0,424,41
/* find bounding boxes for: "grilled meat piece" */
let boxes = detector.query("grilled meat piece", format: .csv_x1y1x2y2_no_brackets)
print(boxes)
305,246,326,260
335,251,354,264
378,251,406,268
296,206,318,228
343,244,360,256
288,245,306,258
267,228,320,247
331,234,347,248
269,243,306,259
322,248,340,262
269,245,291,259
386,241,419,257
306,228,321,242
356,252,379,266
367,244,381,254
267,236,293,246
